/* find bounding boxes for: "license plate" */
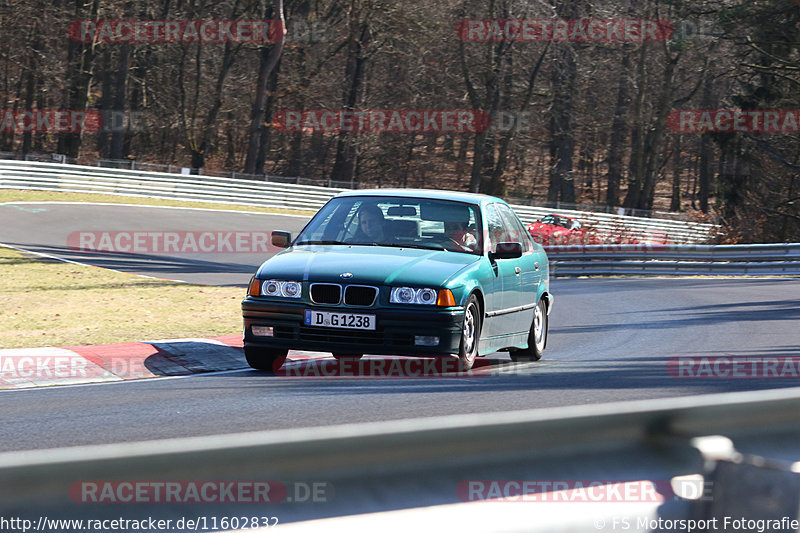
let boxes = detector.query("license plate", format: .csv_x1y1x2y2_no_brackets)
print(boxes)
304,310,376,330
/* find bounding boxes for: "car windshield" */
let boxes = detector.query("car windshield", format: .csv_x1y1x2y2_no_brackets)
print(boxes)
540,214,572,229
294,196,483,255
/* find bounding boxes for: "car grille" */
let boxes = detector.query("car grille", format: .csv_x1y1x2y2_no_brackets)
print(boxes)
344,285,378,306
310,283,378,306
310,283,341,304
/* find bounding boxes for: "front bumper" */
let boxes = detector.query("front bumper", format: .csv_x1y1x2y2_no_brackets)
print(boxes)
242,298,465,356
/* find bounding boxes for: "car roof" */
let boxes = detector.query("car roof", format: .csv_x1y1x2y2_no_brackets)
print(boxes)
544,213,578,221
333,188,505,206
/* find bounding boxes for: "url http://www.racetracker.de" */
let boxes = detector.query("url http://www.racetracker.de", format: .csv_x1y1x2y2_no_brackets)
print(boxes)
0,515,280,532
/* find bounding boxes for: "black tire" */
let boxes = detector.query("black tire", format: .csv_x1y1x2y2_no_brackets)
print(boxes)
332,353,363,361
457,294,482,370
510,298,547,362
244,346,288,373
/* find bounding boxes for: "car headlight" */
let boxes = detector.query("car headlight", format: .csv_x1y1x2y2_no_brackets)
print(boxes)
260,280,302,299
390,287,439,305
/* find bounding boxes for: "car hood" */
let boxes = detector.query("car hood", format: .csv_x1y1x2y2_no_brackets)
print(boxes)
257,245,481,287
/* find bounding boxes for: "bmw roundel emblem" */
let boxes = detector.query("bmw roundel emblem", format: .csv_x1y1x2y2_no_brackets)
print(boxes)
340,272,353,279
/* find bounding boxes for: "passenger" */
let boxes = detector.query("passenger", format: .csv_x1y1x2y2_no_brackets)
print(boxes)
445,220,478,251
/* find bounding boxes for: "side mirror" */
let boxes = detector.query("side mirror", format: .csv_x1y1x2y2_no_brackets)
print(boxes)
489,242,522,260
271,230,292,249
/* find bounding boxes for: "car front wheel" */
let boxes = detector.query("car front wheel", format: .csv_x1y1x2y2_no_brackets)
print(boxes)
458,294,481,371
244,346,288,373
510,297,547,362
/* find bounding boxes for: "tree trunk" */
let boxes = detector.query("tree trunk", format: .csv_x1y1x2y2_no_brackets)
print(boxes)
606,48,632,207
639,47,680,210
188,1,245,172
287,43,307,177
21,34,40,155
255,59,281,175
244,0,286,175
623,42,648,209
547,0,577,204
329,0,371,185
489,44,549,197
698,69,715,213
670,134,682,211
109,44,130,160
548,43,577,204
96,50,113,158
57,0,99,158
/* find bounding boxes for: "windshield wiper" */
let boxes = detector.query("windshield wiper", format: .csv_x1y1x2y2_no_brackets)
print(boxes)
295,240,347,245
381,243,445,251
347,242,425,249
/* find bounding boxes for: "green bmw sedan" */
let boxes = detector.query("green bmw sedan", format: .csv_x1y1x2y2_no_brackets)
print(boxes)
242,189,553,372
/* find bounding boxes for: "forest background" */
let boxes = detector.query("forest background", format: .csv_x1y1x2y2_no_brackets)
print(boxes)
1,0,798,242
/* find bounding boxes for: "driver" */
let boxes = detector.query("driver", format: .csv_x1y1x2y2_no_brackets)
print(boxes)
353,205,388,243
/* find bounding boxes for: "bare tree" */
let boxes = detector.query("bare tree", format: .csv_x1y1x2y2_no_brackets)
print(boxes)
244,0,286,175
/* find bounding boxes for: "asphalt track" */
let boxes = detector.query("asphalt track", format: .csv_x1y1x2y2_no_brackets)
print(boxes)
0,202,310,286
0,202,799,453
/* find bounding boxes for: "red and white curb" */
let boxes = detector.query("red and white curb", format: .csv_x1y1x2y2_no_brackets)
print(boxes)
0,335,247,389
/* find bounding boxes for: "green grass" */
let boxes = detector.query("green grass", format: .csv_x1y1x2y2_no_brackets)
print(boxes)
0,189,307,349
0,245,246,349
0,189,316,216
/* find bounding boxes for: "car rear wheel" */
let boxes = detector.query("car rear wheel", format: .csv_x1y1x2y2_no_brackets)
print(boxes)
332,353,363,361
510,298,547,362
458,294,481,371
244,346,288,373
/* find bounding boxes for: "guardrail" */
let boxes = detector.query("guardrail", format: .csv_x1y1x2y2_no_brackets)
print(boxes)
0,159,342,211
0,159,717,244
2,387,800,531
514,205,715,244
0,152,707,221
547,243,800,276
3,158,788,276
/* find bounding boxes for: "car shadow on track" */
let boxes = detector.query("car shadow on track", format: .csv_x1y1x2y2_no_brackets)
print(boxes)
202,353,800,399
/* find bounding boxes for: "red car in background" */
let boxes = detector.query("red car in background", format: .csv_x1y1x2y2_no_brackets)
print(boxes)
527,214,600,246
527,213,673,246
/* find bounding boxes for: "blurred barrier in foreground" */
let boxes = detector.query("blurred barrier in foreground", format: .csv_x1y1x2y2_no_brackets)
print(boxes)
2,388,800,531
